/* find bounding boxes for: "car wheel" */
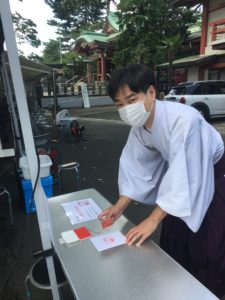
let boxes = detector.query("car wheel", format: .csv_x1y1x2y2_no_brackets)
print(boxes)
194,105,210,121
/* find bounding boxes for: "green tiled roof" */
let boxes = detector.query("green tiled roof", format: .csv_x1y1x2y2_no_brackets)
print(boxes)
107,11,119,32
105,32,120,42
77,32,109,44
75,12,120,49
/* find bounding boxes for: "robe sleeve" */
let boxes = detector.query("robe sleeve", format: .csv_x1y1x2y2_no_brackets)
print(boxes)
156,117,215,231
118,129,166,204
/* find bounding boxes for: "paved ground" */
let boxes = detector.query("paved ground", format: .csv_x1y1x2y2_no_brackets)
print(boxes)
0,104,225,300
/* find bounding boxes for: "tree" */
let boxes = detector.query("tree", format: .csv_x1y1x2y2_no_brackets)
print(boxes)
113,0,200,68
27,53,44,63
62,51,85,79
44,0,116,48
12,12,41,52
41,40,85,79
45,0,105,28
45,0,105,33
42,39,62,64
160,34,183,89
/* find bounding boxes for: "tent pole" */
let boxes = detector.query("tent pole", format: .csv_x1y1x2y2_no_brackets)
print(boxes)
1,52,23,156
0,2,60,299
52,69,60,141
53,69,57,125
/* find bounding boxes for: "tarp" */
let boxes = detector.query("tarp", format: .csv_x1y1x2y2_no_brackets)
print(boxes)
1,18,52,81
3,52,53,81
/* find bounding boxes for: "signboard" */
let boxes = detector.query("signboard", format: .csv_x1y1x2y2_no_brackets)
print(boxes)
81,83,90,108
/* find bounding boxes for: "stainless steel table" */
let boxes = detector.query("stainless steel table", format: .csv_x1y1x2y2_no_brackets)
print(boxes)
48,188,218,300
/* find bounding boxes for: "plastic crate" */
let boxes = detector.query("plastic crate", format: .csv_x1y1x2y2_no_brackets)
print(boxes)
19,155,52,180
20,176,53,214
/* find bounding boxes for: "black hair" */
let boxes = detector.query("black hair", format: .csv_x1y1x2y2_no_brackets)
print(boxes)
107,64,156,101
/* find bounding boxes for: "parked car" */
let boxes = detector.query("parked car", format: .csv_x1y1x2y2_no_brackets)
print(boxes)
165,80,225,120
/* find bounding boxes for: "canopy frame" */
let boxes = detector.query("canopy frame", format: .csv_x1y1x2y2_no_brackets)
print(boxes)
0,2,60,299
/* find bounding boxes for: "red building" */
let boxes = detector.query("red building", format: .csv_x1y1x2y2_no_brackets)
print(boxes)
158,0,225,91
74,12,119,83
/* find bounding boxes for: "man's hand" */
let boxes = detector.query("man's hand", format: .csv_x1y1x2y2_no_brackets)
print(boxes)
126,217,158,247
126,205,167,247
98,196,131,223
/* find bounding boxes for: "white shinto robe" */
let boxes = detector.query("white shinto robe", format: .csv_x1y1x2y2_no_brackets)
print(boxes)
118,100,224,232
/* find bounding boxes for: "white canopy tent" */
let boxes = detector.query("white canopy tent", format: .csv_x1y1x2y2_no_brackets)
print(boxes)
0,2,60,299
1,51,53,156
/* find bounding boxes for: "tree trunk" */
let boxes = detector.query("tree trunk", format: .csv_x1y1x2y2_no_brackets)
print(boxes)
168,61,173,90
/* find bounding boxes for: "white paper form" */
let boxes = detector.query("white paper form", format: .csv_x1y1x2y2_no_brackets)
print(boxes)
90,231,126,252
61,198,102,225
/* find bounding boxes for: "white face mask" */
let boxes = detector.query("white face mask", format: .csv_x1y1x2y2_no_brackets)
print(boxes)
118,99,153,127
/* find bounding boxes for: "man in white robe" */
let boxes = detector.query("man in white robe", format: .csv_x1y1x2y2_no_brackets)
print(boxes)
99,64,225,298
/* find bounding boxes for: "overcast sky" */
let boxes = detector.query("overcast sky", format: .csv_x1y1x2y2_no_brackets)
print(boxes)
9,0,58,56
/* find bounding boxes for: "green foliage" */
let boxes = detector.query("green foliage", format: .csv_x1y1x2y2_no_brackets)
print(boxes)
62,52,85,79
42,39,61,64
41,39,85,79
113,0,200,67
160,34,183,62
44,0,113,44
44,0,116,52
45,0,104,26
159,34,183,88
12,12,41,49
27,53,44,63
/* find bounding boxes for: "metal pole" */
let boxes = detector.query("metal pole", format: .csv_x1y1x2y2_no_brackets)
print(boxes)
0,2,60,299
59,38,62,64
53,69,58,120
51,69,60,141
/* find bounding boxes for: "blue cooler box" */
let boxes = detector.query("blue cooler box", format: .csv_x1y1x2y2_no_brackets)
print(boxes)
20,176,53,214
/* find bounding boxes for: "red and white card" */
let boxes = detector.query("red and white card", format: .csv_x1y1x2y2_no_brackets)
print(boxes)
74,227,91,239
90,231,126,252
61,226,91,244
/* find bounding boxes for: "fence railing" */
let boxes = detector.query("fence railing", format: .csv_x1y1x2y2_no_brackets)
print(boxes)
41,81,108,97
